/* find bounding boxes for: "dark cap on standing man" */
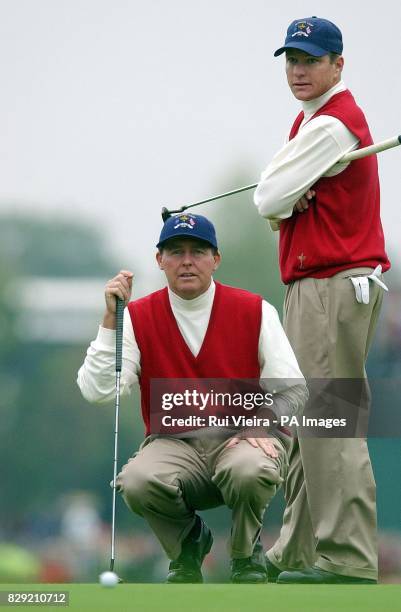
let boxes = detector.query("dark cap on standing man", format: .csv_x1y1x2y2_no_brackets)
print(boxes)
274,16,343,57
157,213,218,249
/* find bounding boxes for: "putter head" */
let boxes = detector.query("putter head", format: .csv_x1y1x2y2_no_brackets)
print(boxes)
161,207,172,222
161,205,190,222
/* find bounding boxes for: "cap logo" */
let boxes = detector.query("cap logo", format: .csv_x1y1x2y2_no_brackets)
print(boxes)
292,21,313,38
174,214,195,231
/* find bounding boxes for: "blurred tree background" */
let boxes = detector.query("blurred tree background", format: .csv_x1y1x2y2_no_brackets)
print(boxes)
210,172,284,309
0,188,400,582
0,215,142,528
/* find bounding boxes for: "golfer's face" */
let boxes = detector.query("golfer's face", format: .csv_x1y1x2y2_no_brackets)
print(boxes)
157,238,221,300
285,49,343,101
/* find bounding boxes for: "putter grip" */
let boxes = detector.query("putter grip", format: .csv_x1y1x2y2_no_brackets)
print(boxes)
115,298,124,372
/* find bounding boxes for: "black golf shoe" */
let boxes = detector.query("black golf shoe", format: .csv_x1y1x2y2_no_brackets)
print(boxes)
166,515,213,584
265,557,282,583
277,566,377,584
231,538,268,584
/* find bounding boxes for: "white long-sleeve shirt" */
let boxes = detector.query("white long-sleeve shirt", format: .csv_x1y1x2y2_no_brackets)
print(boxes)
254,81,359,222
77,281,307,419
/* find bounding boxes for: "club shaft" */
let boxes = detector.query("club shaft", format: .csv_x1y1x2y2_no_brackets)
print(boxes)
110,372,121,571
110,298,124,572
182,183,258,211
162,134,400,217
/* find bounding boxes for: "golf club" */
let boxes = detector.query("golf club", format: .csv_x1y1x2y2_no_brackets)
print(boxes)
161,134,401,221
109,296,124,576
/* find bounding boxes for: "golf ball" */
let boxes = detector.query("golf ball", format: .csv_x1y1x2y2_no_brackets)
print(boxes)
99,571,119,587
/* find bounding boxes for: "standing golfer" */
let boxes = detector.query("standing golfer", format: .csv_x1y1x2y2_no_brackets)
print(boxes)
254,16,390,584
78,213,307,583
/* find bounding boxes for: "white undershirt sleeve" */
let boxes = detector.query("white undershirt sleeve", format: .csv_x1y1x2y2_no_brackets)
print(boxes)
254,115,359,221
258,301,308,417
76,308,140,403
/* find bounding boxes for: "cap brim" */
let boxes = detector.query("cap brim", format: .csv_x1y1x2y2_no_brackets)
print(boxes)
274,42,329,57
156,232,217,249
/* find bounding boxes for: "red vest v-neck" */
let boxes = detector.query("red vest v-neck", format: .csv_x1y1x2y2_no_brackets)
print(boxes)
128,282,262,435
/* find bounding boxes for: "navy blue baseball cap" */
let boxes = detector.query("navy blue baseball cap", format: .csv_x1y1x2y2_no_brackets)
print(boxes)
274,17,343,57
157,213,218,249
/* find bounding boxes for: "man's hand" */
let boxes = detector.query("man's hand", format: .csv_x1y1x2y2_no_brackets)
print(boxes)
225,433,279,458
293,189,316,213
103,270,134,329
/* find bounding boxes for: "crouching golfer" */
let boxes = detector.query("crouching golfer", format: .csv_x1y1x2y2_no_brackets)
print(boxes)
77,213,307,583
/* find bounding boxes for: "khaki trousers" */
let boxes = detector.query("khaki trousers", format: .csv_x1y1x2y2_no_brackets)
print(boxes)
116,434,287,560
267,268,384,580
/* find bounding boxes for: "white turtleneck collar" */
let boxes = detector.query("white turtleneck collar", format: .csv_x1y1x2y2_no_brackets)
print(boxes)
168,279,216,312
167,280,216,356
302,80,346,123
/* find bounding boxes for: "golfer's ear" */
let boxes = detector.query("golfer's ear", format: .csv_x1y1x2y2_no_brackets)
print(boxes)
335,55,344,75
213,251,221,270
156,251,163,269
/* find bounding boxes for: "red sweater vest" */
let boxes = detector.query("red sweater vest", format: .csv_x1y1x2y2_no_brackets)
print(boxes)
279,89,390,284
128,282,262,435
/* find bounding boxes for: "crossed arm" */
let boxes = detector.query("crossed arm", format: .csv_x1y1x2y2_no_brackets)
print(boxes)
254,114,359,226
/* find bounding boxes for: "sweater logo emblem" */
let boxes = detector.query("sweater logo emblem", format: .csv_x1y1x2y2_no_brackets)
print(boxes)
292,21,313,37
298,253,306,269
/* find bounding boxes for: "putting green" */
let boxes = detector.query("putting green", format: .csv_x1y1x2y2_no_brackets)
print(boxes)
2,584,400,611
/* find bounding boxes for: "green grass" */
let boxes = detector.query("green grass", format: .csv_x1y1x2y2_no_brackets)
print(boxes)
2,584,401,612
